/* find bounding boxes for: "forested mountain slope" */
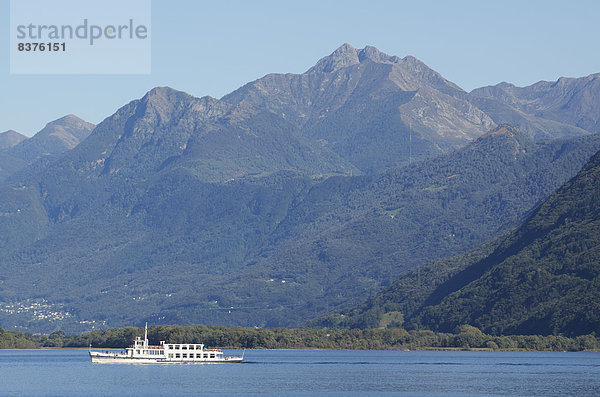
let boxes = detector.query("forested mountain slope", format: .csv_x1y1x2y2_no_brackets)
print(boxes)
313,148,600,336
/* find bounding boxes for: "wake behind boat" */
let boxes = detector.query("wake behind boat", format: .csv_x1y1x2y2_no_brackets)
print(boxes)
89,324,244,364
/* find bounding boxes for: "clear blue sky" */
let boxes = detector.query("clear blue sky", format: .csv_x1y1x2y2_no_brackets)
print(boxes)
2,0,599,136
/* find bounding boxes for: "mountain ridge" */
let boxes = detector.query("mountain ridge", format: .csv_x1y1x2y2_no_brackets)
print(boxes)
470,73,600,136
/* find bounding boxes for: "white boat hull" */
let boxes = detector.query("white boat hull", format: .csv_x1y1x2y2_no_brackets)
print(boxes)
89,351,243,364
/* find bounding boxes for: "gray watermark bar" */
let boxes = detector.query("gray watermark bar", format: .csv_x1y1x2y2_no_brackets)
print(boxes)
10,0,151,74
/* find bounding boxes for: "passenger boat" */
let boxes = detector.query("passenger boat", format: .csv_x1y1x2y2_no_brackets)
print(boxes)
88,324,244,364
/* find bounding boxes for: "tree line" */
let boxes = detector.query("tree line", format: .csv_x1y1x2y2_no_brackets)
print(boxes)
1,324,599,351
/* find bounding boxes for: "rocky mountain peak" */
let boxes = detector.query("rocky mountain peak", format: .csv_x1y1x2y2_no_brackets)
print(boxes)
36,114,95,144
0,130,27,149
496,82,515,89
138,87,230,128
134,86,203,127
309,44,401,74
307,43,360,73
43,114,93,132
141,86,195,108
357,45,392,63
144,86,188,99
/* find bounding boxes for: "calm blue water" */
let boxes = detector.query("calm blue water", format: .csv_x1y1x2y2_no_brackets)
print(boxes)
0,349,599,396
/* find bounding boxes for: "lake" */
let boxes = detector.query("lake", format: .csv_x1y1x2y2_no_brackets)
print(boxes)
0,349,599,396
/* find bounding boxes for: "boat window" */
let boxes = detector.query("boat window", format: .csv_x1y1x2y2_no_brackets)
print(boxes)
182,353,187,358
168,354,173,358
210,354,215,358
175,353,180,358
182,345,188,350
204,354,208,358
175,345,180,350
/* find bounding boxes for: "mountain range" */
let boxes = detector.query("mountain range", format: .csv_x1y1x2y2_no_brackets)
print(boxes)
0,44,599,333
